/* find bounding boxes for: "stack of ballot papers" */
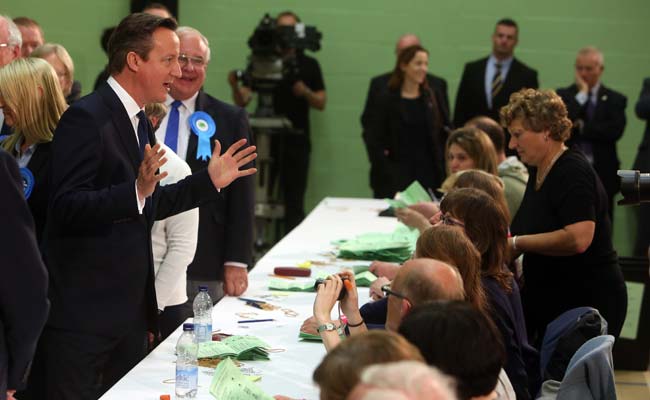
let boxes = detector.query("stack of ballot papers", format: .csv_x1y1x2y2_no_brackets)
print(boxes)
198,335,270,361
385,180,432,209
336,225,418,263
210,358,274,400
268,271,377,291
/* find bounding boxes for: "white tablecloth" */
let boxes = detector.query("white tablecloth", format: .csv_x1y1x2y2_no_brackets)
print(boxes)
100,197,398,400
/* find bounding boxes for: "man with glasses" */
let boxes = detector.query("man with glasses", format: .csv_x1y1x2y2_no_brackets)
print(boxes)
385,258,465,331
0,15,21,137
155,26,255,318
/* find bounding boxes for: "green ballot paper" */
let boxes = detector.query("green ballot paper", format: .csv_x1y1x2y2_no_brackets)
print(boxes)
210,358,274,400
268,278,315,292
336,225,418,262
354,271,378,287
385,181,432,208
199,336,270,361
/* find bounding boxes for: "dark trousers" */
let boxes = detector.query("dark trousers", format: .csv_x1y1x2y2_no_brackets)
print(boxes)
20,322,147,400
271,135,311,233
158,303,189,341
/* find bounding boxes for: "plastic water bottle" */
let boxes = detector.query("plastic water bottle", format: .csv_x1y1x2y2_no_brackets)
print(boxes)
193,286,213,343
175,323,198,398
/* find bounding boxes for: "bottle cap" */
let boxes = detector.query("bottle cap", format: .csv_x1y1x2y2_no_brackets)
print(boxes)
160,395,171,400
183,323,194,331
198,285,208,292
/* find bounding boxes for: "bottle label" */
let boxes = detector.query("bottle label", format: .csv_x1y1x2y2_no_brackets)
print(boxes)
176,366,198,390
195,324,208,342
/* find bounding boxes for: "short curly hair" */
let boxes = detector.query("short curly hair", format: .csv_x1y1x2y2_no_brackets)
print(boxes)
499,88,572,142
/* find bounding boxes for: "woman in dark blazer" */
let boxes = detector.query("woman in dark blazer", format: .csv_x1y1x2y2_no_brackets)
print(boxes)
362,45,448,198
0,57,67,244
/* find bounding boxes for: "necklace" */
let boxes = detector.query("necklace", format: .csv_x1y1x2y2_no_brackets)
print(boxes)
535,146,567,190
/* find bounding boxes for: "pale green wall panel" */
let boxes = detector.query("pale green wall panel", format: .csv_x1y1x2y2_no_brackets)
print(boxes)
3,0,650,254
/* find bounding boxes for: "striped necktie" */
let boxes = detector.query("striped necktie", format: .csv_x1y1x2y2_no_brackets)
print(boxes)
491,63,504,104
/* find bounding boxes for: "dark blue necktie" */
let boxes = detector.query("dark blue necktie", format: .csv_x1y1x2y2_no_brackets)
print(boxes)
586,92,596,121
136,110,149,160
164,100,182,153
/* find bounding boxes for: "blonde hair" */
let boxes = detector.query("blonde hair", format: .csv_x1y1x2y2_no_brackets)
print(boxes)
31,43,75,96
0,57,67,152
445,127,498,176
499,88,572,142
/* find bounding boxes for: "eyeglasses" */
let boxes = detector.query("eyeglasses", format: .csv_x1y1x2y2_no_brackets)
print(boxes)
178,54,206,68
440,213,465,228
381,284,410,302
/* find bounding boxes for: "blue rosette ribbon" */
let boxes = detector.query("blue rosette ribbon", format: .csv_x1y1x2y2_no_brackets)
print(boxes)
20,167,35,199
189,111,216,161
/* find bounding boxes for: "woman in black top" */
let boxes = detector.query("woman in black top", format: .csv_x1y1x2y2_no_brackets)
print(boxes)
362,45,447,198
501,88,627,344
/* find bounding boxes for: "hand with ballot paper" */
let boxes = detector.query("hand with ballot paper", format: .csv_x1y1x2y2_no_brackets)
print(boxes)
395,207,431,233
312,271,367,351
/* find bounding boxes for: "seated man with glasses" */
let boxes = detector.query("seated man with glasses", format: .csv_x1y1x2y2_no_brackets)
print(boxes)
310,258,465,351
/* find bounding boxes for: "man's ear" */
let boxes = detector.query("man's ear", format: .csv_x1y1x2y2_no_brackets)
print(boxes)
126,51,140,72
400,299,412,317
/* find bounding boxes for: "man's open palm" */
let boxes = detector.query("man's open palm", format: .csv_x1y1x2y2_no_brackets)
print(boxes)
208,139,257,189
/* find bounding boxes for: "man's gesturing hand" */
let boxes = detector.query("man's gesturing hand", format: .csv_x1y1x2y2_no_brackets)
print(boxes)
137,143,168,199
208,139,257,189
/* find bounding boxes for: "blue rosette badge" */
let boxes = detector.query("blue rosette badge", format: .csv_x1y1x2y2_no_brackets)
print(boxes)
20,167,35,199
189,111,216,161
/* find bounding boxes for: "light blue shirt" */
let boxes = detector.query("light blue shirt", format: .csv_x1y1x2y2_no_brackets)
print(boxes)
14,137,37,168
485,54,514,109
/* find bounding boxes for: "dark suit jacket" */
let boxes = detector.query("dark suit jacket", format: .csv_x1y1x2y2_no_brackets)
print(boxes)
363,87,447,198
45,84,219,338
24,142,52,245
556,83,627,197
633,78,650,171
361,73,450,198
453,56,539,127
184,91,255,280
0,149,49,394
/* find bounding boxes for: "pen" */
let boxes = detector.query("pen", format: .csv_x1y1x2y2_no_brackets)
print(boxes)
245,301,264,310
238,297,266,304
238,319,275,323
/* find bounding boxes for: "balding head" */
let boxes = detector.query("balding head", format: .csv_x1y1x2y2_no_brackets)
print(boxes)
0,15,22,66
385,258,465,331
395,33,420,56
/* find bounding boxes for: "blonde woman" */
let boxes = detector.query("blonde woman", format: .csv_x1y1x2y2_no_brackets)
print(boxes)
32,42,79,103
0,57,67,242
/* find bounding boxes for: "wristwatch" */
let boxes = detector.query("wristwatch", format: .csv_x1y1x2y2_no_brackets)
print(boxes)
317,322,337,333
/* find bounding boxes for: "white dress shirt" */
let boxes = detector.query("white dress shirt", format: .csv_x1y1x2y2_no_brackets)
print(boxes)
107,76,147,213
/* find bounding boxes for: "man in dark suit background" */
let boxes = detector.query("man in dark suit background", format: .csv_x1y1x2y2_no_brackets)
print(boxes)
0,149,49,400
632,78,650,255
24,13,256,400
361,33,451,198
155,26,254,318
453,18,538,129
557,46,627,222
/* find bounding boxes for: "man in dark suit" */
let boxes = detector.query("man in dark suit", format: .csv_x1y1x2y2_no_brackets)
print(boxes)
632,78,650,255
453,18,538,129
361,34,451,198
0,15,22,136
25,13,256,400
0,149,49,400
557,46,627,221
155,26,254,319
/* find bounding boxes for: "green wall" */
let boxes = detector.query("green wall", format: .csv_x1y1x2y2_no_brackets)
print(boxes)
4,1,650,254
